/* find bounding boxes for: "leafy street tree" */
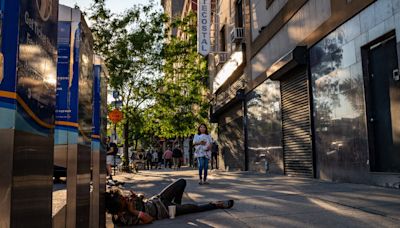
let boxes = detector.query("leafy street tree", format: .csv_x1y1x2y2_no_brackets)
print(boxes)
146,12,210,142
89,0,165,170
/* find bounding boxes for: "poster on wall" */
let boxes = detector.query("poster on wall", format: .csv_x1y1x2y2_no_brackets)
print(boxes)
17,0,58,129
92,64,101,139
55,21,72,126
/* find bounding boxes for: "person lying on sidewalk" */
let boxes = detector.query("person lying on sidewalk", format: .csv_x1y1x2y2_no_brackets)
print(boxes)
105,178,234,225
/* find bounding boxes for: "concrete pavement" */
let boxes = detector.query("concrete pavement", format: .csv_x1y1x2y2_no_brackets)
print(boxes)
109,168,400,228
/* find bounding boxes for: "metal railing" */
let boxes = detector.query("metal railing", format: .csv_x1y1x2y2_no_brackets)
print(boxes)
230,27,244,43
215,52,228,66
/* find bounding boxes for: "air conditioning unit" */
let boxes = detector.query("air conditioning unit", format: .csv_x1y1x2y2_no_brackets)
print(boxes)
230,27,244,43
215,52,228,66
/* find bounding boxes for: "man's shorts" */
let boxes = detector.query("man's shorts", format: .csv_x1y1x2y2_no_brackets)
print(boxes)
106,155,115,165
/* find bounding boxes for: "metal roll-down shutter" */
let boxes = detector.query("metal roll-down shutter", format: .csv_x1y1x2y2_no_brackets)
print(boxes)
281,68,313,177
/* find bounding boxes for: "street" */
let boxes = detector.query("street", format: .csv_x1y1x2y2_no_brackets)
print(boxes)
109,168,400,228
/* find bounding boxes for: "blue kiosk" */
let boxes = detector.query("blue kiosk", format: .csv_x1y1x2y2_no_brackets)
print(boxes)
53,4,95,228
0,0,58,227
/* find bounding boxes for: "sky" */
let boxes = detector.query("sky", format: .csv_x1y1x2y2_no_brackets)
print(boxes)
60,0,158,14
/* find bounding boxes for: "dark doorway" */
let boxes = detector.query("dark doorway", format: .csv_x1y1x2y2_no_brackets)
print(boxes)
280,67,314,177
365,35,400,173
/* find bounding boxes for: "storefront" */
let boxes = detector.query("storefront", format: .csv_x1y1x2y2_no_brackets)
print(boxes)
309,2,400,186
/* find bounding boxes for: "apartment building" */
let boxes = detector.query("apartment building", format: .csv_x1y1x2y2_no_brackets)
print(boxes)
161,0,185,36
210,0,400,187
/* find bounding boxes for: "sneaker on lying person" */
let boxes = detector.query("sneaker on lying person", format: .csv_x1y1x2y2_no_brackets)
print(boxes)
107,179,116,186
211,200,234,209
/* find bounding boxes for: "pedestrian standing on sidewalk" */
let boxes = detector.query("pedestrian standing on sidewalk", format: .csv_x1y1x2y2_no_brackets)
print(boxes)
193,124,212,185
172,146,183,170
211,141,219,170
157,149,163,169
163,147,173,168
145,150,153,170
106,137,119,185
152,150,159,169
105,179,234,226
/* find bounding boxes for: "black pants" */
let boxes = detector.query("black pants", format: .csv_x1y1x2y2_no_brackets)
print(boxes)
158,179,217,216
164,159,172,168
211,153,218,169
146,160,152,170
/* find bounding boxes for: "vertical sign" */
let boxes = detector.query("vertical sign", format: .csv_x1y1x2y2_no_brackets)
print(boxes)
197,0,210,56
92,65,101,139
18,0,58,131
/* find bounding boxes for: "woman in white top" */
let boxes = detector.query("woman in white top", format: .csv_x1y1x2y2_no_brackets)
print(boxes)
193,124,213,185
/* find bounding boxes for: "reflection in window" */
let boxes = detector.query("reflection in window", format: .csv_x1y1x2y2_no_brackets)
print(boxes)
246,79,283,173
310,25,368,176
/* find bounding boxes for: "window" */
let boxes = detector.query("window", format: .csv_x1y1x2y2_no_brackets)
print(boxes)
235,0,243,28
219,25,226,51
266,0,275,9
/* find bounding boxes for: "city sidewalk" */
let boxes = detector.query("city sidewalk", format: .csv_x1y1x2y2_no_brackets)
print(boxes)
109,168,400,228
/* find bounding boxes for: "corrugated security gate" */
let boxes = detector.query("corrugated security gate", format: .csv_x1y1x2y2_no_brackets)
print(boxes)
280,68,314,177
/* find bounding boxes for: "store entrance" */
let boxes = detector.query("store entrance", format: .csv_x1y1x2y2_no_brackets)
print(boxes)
366,35,400,173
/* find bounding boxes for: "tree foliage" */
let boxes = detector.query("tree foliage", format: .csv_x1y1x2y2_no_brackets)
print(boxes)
146,12,210,139
89,0,165,167
89,0,210,157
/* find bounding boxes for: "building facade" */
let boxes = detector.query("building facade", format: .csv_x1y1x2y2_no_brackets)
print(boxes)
161,0,186,37
210,0,400,188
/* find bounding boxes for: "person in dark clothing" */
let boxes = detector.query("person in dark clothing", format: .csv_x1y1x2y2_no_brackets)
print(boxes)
145,150,153,170
211,142,219,170
105,179,234,226
172,146,183,170
157,149,163,169
106,137,119,182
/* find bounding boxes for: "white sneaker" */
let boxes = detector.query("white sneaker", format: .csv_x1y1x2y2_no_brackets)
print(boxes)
107,179,116,186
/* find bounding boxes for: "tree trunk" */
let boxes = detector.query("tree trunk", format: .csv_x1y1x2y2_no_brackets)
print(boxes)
134,139,138,151
123,120,129,171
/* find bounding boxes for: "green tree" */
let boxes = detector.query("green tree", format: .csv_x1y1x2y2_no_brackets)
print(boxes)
147,12,210,140
89,0,165,169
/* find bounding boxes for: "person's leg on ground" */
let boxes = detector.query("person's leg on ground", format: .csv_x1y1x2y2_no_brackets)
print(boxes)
203,158,209,184
106,155,113,179
158,178,186,204
173,158,178,169
198,157,204,184
173,200,234,216
215,154,218,169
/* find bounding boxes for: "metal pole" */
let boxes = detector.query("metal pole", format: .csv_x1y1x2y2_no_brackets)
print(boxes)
243,98,249,171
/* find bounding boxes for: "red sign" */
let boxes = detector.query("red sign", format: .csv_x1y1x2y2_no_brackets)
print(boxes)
108,109,123,123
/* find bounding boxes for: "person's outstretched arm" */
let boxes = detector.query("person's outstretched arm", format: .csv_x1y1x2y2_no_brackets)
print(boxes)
125,196,154,224
138,211,154,224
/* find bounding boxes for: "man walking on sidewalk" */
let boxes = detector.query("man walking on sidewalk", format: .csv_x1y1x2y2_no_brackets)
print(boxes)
172,146,183,170
163,147,173,168
211,141,219,170
145,150,153,170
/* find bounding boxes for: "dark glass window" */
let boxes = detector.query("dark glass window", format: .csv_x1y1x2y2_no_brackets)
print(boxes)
219,25,226,51
235,0,243,27
266,0,275,9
